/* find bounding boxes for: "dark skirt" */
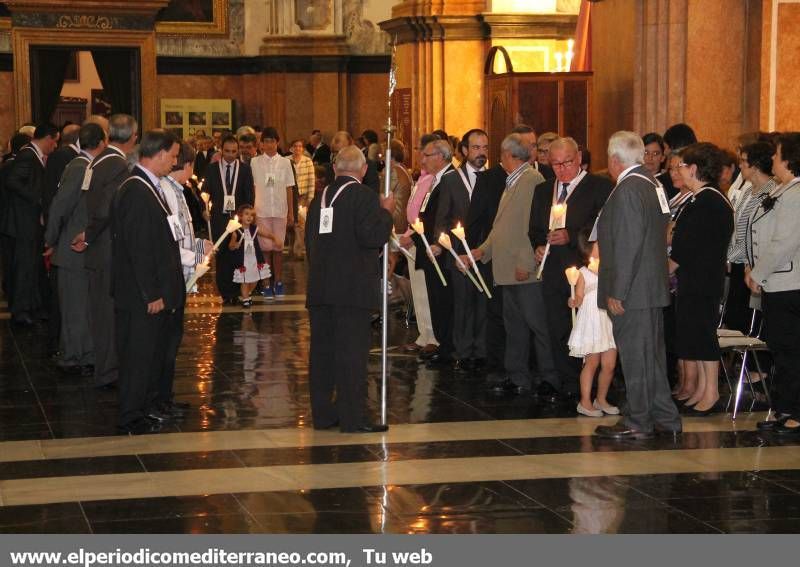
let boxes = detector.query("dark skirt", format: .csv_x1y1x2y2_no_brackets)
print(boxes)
676,293,720,361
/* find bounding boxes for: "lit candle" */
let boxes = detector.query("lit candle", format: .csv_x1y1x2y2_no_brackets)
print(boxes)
588,256,600,273
565,266,580,326
212,215,242,251
185,254,211,293
200,192,213,241
438,233,483,293
450,222,492,298
411,218,447,287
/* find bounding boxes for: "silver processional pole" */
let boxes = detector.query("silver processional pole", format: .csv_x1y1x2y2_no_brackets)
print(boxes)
380,39,398,426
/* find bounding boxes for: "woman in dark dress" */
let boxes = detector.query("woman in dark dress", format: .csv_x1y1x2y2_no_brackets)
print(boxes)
669,143,734,415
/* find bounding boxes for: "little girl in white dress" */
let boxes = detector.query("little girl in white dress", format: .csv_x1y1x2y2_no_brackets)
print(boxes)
229,204,274,307
567,235,619,417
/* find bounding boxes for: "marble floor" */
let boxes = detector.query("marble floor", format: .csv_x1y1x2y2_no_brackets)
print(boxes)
1,258,799,533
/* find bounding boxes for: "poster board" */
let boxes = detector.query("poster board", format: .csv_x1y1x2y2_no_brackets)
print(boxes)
160,98,233,140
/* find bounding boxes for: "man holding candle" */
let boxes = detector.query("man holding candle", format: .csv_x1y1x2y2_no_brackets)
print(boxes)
467,134,557,395
415,139,457,367
204,135,255,304
594,131,681,440
111,130,185,435
305,145,394,433
530,137,612,401
434,129,490,373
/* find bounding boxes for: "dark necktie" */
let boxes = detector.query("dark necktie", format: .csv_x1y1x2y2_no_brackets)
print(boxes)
558,182,569,204
225,164,232,191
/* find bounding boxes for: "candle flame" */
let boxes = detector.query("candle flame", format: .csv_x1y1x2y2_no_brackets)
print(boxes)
438,233,452,249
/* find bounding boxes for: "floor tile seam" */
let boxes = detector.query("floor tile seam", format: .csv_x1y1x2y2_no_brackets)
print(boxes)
77,501,94,534
2,445,798,507
0,417,766,463
7,326,55,440
620,481,727,530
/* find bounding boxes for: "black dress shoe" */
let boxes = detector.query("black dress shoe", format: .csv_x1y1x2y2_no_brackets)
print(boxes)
342,423,389,433
535,381,560,403
425,353,452,368
452,359,474,373
488,378,529,395
117,418,160,435
314,420,339,430
58,365,83,375
80,365,95,377
691,403,721,417
594,423,654,440
12,314,35,326
757,414,791,431
157,402,186,418
145,408,172,422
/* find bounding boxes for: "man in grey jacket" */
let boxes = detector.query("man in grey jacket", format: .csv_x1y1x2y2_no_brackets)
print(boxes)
468,134,557,395
595,131,682,439
44,122,107,374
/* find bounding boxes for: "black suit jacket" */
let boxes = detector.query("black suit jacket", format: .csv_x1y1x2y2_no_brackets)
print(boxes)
43,144,79,224
465,164,507,249
434,162,473,256
0,157,18,237
4,145,46,240
305,175,392,310
204,159,255,239
85,146,130,271
111,166,185,311
411,165,455,272
310,143,331,165
530,173,613,285
536,162,555,180
193,148,216,179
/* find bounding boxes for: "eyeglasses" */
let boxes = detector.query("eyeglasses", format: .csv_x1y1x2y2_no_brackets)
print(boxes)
537,148,549,155
644,150,663,158
551,158,576,169
677,162,690,169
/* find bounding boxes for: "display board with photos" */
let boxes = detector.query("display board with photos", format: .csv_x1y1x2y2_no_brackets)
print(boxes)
160,98,233,141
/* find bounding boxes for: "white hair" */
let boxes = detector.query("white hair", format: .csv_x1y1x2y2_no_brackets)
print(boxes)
501,134,531,162
334,145,366,173
608,131,645,166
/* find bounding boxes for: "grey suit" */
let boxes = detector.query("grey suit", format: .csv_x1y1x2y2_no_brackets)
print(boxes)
479,165,556,388
597,165,680,432
45,155,94,367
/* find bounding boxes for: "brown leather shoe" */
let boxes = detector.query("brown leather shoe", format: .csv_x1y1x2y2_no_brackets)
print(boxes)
402,343,422,353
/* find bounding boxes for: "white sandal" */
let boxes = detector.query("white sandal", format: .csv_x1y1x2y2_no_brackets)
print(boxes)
593,399,620,415
577,403,604,417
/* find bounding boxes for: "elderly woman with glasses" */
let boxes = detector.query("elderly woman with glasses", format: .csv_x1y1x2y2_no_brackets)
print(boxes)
668,143,734,415
745,133,800,435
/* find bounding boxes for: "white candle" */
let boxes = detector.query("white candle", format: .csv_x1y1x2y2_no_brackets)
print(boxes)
537,203,568,279
411,218,447,287
588,256,600,273
565,266,580,326
212,215,242,251
450,222,492,299
185,255,211,292
438,233,483,293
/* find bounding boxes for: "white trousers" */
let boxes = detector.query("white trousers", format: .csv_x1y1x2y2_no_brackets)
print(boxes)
408,245,438,346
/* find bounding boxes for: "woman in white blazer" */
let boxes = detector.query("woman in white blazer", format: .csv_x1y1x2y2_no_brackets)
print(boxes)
745,132,800,435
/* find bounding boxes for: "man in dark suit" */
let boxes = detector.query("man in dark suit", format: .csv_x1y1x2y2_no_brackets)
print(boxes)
4,123,59,325
44,123,106,374
193,135,215,179
414,139,456,366
204,135,255,303
466,160,508,373
434,129,489,372
530,137,613,399
307,129,331,165
0,133,32,303
595,131,681,439
71,113,138,388
305,145,394,433
111,130,185,435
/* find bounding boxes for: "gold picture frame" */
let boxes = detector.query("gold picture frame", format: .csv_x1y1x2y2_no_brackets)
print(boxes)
155,0,228,36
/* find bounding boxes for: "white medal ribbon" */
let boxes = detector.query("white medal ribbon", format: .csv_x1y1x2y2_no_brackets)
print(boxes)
319,180,358,234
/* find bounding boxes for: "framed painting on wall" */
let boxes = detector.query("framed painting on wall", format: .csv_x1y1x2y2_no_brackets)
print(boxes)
155,0,228,36
160,98,233,140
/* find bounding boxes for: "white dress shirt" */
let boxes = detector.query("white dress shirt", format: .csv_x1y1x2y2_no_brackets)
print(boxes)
251,152,295,218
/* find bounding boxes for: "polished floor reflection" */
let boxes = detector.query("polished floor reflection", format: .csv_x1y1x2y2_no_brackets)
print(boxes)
1,258,799,533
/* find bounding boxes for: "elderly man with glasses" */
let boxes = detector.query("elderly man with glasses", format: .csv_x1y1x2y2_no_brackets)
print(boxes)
529,137,613,402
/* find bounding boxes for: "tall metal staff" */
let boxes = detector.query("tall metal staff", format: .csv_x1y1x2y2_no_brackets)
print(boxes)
380,39,398,426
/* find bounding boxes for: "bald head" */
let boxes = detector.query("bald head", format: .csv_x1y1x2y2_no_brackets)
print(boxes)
85,115,110,135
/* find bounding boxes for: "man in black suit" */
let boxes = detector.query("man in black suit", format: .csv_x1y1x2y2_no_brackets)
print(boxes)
434,129,489,372
530,137,613,398
71,113,138,388
4,123,59,325
465,159,508,373
0,133,32,304
204,135,255,303
414,139,456,366
307,129,331,165
111,130,185,435
193,135,215,179
305,145,394,433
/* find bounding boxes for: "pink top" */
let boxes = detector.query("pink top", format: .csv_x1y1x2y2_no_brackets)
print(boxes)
404,172,434,236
